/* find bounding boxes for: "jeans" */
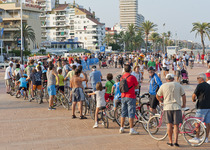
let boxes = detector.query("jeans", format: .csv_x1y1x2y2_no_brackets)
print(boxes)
121,97,136,118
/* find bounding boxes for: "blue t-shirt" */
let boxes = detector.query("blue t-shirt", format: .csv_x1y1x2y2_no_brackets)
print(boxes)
113,82,121,100
149,73,162,95
89,70,102,90
19,77,28,88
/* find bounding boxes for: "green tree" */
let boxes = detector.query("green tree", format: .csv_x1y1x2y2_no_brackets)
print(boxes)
140,20,157,53
191,22,210,54
14,23,36,50
103,33,113,48
133,31,144,51
149,32,160,51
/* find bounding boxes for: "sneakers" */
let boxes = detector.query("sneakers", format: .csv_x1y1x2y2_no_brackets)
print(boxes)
93,124,98,128
48,106,56,110
119,127,125,134
129,129,139,135
189,137,200,143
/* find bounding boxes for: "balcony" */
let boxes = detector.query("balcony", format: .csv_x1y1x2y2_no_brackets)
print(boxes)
3,25,19,31
56,23,66,27
3,36,13,41
2,14,28,21
40,3,46,7
56,18,66,22
56,13,65,16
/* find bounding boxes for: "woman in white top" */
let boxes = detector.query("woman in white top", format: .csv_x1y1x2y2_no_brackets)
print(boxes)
139,60,145,78
88,82,106,128
131,66,142,95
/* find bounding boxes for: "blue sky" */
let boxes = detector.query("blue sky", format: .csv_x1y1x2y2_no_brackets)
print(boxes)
63,0,210,45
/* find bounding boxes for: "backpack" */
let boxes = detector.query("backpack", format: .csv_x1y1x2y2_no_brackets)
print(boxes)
119,75,133,93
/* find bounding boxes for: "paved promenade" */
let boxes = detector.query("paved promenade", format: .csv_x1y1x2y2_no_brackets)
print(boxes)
0,64,209,150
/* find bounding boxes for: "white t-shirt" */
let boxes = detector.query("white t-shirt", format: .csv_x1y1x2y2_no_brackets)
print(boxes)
163,59,167,67
173,62,177,71
20,64,25,71
185,54,189,59
139,64,145,72
207,80,210,84
114,56,118,62
95,90,106,107
131,71,142,86
5,66,12,80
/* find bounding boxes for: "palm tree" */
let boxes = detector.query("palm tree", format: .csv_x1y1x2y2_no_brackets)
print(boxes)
191,22,210,54
140,20,157,53
103,33,113,48
162,32,167,53
14,23,36,50
149,32,160,51
133,31,144,52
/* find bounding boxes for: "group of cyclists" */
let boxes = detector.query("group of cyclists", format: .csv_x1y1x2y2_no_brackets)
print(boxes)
4,51,210,147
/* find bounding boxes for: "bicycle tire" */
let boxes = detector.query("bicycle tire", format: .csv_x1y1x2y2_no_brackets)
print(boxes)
90,99,96,120
114,104,130,128
10,84,16,96
102,113,109,128
147,115,168,141
82,100,87,116
181,118,207,147
191,108,196,113
106,101,114,120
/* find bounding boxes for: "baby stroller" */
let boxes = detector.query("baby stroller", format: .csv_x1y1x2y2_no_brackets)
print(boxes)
102,59,108,68
180,69,189,84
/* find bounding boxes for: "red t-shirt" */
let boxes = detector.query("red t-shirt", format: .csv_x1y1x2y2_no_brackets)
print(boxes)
68,57,73,64
121,73,138,99
201,54,205,60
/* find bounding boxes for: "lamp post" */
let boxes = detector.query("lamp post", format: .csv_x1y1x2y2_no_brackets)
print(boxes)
20,0,23,64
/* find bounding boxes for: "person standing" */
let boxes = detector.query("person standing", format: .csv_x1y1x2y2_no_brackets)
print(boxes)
156,74,186,147
190,73,210,143
185,53,189,66
148,66,162,114
5,63,13,94
131,66,142,95
47,64,59,110
89,66,102,91
70,69,87,119
114,54,118,68
162,56,169,77
176,58,185,82
147,58,156,68
119,64,139,135
201,53,205,65
207,53,210,68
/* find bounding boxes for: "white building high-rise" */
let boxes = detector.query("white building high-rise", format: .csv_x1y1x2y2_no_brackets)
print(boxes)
119,0,144,29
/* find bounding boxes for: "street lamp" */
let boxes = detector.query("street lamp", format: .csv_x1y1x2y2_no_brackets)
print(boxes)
20,0,23,64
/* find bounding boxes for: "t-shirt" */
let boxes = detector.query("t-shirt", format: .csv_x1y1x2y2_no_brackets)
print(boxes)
62,65,69,78
95,90,106,107
147,61,156,68
207,55,210,61
19,77,28,88
30,71,42,85
121,73,138,99
157,82,185,111
113,82,121,100
177,61,183,70
56,74,64,86
4,66,12,80
89,70,102,91
80,73,86,89
131,71,142,86
194,82,210,109
139,64,145,72
162,59,167,67
207,80,210,84
105,80,115,94
201,54,205,60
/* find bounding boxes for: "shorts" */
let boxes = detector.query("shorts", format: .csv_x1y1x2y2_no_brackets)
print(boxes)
58,86,64,92
19,87,27,91
149,95,159,109
207,60,210,64
113,98,121,107
47,85,56,96
165,110,182,125
5,79,11,86
72,88,85,102
195,109,210,123
176,70,181,78
105,93,113,102
33,85,42,90
163,67,169,71
121,97,136,118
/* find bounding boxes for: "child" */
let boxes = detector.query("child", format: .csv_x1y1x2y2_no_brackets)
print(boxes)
105,73,115,101
88,82,106,128
56,69,64,93
16,74,28,98
111,75,121,111
139,61,145,80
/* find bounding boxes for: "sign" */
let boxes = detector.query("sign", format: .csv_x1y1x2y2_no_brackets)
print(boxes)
17,37,21,47
100,46,105,52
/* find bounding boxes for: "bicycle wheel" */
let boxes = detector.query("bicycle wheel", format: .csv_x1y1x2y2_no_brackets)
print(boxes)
181,118,206,147
106,101,114,120
61,95,69,109
10,83,16,96
184,112,196,119
82,100,87,116
140,102,150,114
147,115,168,141
90,99,96,120
102,112,109,128
191,108,196,113
43,86,49,103
114,104,130,128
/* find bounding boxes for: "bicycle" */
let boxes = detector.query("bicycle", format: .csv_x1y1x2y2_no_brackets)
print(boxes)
42,80,49,103
34,88,43,104
114,93,154,130
147,107,206,147
96,106,109,128
16,87,28,100
10,78,18,96
55,87,69,109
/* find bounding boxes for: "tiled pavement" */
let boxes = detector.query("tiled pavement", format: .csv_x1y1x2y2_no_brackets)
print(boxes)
0,64,210,150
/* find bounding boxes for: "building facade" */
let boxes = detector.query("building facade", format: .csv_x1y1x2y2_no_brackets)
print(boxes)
0,2,42,50
119,0,144,29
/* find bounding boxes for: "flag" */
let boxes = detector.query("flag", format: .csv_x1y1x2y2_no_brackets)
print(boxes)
163,23,165,27
0,28,4,38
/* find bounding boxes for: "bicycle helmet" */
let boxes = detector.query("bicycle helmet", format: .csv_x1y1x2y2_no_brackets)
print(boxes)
116,75,122,81
23,74,28,77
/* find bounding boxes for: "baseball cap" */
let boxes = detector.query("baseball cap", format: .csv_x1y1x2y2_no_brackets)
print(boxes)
166,74,174,80
205,69,210,78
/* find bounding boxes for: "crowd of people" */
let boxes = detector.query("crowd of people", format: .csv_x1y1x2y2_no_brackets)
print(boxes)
4,51,210,147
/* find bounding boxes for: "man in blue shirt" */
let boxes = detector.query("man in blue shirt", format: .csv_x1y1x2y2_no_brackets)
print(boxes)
148,67,162,113
89,66,102,91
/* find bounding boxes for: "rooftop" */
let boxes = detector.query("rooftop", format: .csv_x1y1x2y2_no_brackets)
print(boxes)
54,4,68,11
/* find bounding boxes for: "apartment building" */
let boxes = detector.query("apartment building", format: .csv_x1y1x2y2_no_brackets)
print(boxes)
0,2,42,50
40,3,105,50
119,0,144,29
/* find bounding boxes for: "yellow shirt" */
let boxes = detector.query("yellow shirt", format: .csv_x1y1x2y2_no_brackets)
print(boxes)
56,74,64,86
